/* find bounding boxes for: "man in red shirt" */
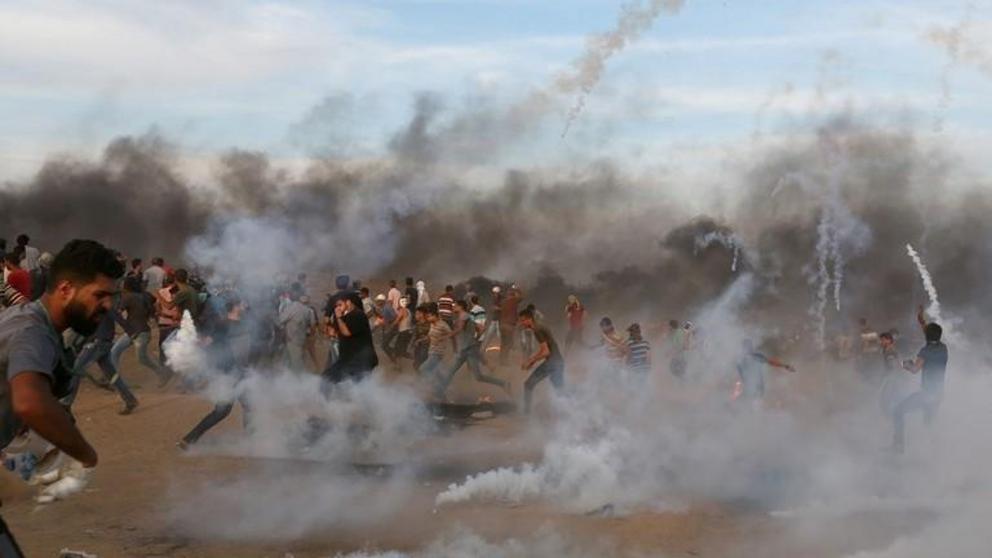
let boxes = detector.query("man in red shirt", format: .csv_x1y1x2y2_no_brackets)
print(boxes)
3,251,32,299
565,294,585,352
499,285,522,365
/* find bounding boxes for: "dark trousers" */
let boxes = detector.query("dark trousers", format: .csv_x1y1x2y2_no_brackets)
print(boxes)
0,515,25,558
158,325,178,365
499,323,517,364
391,330,413,360
524,360,565,414
182,395,251,445
382,327,399,360
893,390,940,452
73,341,137,406
437,344,506,397
413,341,429,370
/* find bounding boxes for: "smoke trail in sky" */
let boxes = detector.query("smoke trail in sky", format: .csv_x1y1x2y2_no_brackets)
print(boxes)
906,243,943,324
559,0,686,138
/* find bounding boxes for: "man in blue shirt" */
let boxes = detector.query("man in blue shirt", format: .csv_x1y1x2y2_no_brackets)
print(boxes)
893,312,949,454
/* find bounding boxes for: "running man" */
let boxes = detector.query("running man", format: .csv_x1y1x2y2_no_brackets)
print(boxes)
110,276,173,387
734,339,795,405
418,303,452,393
0,240,123,555
436,300,510,399
598,317,627,370
179,297,253,448
564,295,585,352
892,312,948,454
518,308,565,415
625,323,651,374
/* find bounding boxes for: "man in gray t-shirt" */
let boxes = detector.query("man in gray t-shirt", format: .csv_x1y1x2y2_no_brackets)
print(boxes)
0,239,123,555
142,258,167,292
436,299,509,400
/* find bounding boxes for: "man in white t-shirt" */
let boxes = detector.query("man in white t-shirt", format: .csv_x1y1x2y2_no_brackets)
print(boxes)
142,257,167,292
16,234,40,271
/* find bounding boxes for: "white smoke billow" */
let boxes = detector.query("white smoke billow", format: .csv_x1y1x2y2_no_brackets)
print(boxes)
335,526,613,558
694,230,743,272
906,243,942,323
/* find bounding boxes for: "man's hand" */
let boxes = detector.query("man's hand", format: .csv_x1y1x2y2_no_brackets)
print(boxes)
10,373,98,468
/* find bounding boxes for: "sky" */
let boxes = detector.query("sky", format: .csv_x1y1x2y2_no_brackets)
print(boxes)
1,0,991,184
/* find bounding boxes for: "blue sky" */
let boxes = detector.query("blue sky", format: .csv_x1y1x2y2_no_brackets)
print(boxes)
1,0,990,182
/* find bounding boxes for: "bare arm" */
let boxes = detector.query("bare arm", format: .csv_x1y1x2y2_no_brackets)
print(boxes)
391,308,406,329
10,373,98,467
522,341,551,370
903,356,924,373
917,305,927,333
767,357,796,372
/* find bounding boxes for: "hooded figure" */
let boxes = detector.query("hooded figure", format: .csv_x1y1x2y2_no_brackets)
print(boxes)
416,280,431,304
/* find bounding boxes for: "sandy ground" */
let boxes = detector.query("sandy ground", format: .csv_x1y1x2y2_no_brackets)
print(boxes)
0,335,932,558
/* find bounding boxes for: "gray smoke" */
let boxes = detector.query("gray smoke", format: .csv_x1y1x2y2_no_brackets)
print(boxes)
0,133,208,260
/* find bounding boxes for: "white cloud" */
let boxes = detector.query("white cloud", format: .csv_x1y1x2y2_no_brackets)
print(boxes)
0,0,369,91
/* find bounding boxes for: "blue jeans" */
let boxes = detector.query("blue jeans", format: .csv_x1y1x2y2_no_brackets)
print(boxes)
524,360,565,414
111,331,169,381
437,344,506,398
893,389,941,452
419,352,446,392
73,340,137,406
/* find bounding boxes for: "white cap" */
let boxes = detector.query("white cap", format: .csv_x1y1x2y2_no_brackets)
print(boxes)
492,286,501,293
375,294,386,301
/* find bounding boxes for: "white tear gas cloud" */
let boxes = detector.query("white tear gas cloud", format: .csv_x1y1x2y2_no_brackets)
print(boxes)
163,310,432,463
559,0,686,138
169,468,417,541
335,526,616,558
162,307,436,539
437,275,817,514
436,273,992,557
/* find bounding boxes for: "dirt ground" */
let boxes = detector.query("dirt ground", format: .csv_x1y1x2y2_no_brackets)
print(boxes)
1,334,930,558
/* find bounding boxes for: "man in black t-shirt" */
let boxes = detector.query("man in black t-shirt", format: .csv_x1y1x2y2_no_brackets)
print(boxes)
323,293,378,387
404,277,419,312
518,307,564,415
893,319,949,453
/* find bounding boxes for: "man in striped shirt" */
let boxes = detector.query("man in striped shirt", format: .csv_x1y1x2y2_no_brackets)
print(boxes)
625,323,651,374
437,285,456,327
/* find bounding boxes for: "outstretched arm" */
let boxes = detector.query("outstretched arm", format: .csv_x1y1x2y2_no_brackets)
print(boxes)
522,341,550,370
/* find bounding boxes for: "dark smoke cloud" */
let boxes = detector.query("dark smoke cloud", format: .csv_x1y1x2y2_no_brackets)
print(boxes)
4,97,992,347
0,132,208,260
